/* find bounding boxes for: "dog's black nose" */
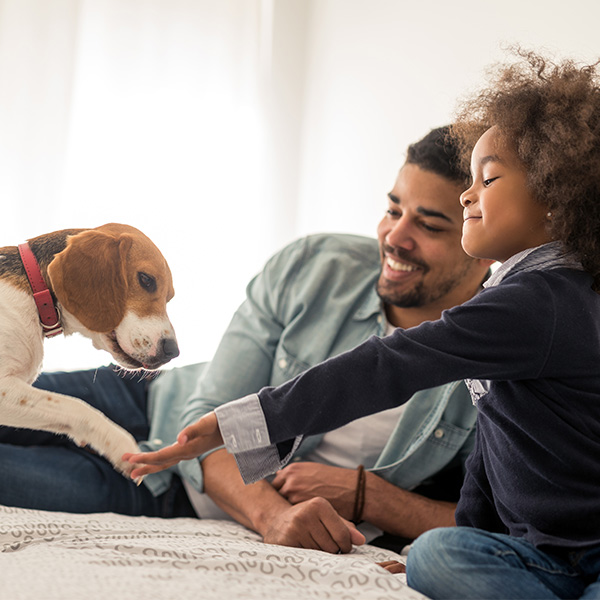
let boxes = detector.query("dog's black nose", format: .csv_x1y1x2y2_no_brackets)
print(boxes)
161,337,180,360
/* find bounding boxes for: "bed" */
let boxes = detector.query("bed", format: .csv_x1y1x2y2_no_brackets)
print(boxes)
0,503,427,600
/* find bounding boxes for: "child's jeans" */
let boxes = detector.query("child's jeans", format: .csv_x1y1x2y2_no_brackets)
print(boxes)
407,526,600,599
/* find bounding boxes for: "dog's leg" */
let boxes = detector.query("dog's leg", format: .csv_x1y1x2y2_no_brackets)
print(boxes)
0,376,141,478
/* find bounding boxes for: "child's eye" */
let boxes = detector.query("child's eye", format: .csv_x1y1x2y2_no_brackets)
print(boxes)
483,177,499,187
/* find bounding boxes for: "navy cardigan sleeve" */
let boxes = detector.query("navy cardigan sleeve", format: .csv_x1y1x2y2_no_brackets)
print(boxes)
257,270,557,448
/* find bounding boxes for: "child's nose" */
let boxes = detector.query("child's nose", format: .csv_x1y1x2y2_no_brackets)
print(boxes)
460,188,475,207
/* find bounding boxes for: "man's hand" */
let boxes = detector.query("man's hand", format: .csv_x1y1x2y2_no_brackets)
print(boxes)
123,412,223,479
262,497,365,553
271,462,357,520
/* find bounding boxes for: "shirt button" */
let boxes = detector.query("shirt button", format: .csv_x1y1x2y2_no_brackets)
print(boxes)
278,358,288,369
434,428,444,439
152,438,163,445
377,315,383,324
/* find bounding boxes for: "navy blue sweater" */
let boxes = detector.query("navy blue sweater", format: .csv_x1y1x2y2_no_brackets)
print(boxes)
258,266,600,550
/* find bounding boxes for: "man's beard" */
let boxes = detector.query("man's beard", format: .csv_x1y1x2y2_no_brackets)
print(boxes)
376,246,477,309
376,276,460,308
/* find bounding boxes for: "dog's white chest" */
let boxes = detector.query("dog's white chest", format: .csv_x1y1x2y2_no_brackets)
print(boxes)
0,280,44,382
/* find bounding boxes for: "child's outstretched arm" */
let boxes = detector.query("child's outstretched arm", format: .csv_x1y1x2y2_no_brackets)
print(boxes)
123,412,223,480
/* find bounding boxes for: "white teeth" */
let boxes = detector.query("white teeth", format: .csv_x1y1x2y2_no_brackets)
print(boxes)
386,257,418,272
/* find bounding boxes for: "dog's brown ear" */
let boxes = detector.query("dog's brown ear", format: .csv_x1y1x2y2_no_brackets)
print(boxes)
48,229,133,333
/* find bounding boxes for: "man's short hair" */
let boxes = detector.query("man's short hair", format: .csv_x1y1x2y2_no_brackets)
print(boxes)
405,126,469,187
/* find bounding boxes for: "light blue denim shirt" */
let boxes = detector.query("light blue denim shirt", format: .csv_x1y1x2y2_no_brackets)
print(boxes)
140,234,477,497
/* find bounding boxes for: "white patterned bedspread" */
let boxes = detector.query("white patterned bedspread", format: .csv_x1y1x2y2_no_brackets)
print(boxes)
0,504,427,600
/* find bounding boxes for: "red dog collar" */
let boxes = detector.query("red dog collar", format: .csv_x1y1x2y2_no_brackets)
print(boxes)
18,242,63,338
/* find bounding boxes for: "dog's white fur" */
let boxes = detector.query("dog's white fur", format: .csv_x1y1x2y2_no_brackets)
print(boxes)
0,224,178,477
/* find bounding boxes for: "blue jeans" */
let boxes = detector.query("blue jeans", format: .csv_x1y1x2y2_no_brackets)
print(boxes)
0,367,195,518
407,527,600,599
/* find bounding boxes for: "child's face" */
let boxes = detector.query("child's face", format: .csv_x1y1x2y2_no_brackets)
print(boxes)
460,127,552,262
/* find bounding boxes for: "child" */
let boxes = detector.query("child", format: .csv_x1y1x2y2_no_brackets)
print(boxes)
127,49,600,599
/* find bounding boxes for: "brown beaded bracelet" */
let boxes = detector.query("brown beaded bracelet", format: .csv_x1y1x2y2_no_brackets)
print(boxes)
352,465,366,524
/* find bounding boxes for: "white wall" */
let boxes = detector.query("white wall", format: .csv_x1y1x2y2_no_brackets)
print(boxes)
2,0,599,371
295,0,600,242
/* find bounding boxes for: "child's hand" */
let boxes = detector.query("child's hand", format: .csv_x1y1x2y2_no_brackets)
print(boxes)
377,560,406,574
123,412,223,480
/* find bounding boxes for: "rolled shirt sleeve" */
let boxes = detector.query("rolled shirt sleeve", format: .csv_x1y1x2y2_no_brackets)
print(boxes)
215,394,304,483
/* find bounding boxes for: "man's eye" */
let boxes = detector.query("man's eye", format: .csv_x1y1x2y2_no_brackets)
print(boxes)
138,272,157,293
387,209,400,218
421,223,443,233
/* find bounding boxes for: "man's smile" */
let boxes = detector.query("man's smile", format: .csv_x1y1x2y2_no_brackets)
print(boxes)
385,256,420,273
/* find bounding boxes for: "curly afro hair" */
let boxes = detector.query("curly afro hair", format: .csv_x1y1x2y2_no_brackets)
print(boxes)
450,48,600,290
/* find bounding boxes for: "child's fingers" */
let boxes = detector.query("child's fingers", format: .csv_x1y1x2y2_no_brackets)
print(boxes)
377,560,406,574
129,463,173,479
123,443,186,465
123,444,192,481
124,447,185,479
122,413,224,482
122,413,224,480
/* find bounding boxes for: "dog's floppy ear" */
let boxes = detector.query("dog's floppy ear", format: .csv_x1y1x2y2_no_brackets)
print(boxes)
48,229,133,333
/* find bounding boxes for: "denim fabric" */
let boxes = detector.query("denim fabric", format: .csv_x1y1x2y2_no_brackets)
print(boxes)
0,368,195,518
407,527,600,599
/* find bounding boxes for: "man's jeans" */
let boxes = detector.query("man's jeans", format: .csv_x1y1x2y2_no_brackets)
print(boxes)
407,527,600,599
0,367,195,518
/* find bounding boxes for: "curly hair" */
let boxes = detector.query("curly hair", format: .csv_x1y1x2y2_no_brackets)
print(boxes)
450,49,600,290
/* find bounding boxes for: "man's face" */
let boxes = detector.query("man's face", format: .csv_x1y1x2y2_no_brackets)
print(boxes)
376,164,483,315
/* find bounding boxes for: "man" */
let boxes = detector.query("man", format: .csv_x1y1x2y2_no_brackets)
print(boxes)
0,127,492,553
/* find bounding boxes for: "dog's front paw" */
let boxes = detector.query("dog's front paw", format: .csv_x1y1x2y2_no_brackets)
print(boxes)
109,432,143,480
87,425,143,481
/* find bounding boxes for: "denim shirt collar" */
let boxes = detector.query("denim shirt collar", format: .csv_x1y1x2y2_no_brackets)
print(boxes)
354,284,385,322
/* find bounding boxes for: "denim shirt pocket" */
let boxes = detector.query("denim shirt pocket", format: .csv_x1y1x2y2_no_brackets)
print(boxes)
425,418,471,452
372,418,472,491
270,345,312,386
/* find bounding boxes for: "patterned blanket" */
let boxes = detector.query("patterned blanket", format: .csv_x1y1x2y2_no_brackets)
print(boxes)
0,504,427,600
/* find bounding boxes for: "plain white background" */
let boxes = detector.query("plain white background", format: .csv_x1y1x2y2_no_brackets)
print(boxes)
0,0,598,370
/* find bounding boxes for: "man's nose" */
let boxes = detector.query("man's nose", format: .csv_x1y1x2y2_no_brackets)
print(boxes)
386,216,416,251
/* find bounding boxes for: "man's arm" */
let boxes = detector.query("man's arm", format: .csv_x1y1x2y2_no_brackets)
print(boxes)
129,419,455,544
362,470,456,538
201,449,365,553
272,462,456,540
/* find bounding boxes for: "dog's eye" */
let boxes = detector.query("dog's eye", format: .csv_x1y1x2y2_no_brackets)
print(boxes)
138,272,157,293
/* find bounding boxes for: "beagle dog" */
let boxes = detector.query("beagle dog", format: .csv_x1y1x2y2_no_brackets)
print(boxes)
0,223,178,477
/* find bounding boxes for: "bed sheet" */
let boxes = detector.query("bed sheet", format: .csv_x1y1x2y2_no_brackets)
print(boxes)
0,504,427,600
